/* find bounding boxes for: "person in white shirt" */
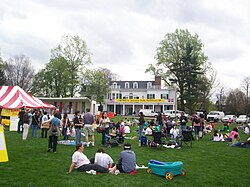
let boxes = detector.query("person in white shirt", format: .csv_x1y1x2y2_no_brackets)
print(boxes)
170,125,180,139
67,143,116,174
124,125,130,134
94,148,114,168
145,124,153,136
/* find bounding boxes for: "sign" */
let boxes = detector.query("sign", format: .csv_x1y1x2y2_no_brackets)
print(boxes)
1,109,11,116
115,99,166,103
9,116,19,131
0,126,9,162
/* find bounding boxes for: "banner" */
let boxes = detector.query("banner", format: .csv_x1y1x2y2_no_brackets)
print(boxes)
9,116,19,131
1,109,11,116
115,99,165,103
0,126,9,162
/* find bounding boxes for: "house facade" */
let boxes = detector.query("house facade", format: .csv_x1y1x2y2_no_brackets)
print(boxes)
103,76,177,115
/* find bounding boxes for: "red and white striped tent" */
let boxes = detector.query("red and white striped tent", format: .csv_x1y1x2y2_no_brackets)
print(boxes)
0,86,55,109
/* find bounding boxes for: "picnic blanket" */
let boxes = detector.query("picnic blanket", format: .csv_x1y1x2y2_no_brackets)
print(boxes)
57,140,86,146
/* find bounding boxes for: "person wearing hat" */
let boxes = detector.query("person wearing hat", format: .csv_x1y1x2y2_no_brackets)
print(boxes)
117,143,136,174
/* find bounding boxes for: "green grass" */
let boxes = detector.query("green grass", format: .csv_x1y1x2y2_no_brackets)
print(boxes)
0,117,249,187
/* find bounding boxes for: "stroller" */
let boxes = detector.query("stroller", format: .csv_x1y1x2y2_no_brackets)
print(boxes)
105,127,124,148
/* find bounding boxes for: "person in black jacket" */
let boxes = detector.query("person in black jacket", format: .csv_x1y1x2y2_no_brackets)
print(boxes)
179,112,188,134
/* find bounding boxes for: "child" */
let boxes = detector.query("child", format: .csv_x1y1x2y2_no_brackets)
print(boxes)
212,130,223,141
145,124,153,136
170,125,179,139
230,134,241,147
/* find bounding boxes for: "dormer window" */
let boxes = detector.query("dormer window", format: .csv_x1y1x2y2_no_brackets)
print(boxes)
147,82,152,89
133,82,138,89
113,82,117,89
125,82,129,89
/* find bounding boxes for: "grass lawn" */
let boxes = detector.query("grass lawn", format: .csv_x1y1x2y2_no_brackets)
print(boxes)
0,116,249,187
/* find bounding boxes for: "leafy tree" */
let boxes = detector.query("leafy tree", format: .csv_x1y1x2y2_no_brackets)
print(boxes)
242,77,250,113
83,68,111,107
4,55,35,91
31,57,71,97
51,35,91,97
146,29,210,113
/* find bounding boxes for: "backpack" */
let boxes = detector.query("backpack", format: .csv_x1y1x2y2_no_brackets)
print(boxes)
193,116,200,124
23,112,30,124
50,119,58,136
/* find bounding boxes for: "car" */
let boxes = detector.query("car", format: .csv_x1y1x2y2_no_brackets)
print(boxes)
207,111,225,122
236,115,249,124
163,110,188,119
139,109,158,117
221,115,237,123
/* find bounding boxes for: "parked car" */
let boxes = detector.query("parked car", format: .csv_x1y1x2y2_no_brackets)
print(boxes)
139,109,158,117
221,115,237,123
163,110,188,119
236,115,249,124
207,111,225,122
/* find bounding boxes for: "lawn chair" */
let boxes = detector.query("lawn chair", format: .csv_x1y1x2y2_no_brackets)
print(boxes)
180,130,193,148
149,132,166,147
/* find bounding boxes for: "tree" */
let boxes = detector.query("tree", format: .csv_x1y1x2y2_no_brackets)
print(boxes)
83,68,111,107
215,86,227,111
31,57,72,97
242,77,250,113
0,54,6,85
225,89,246,115
4,55,35,91
146,29,210,113
51,35,91,97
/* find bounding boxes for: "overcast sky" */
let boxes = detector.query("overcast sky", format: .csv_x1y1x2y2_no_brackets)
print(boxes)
1,0,250,90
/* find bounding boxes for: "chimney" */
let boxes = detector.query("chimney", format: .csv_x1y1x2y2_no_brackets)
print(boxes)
155,76,161,88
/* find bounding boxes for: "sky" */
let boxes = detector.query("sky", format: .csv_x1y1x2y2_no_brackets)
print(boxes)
1,0,250,91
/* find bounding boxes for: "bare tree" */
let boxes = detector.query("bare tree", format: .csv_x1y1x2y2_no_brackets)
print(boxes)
215,86,227,111
4,55,35,91
242,77,250,113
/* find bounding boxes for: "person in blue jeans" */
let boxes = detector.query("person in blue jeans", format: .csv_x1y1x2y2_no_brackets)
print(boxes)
99,112,110,145
73,111,83,145
138,112,145,146
31,111,40,138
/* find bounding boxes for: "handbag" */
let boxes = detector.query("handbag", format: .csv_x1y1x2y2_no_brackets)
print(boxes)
96,126,105,133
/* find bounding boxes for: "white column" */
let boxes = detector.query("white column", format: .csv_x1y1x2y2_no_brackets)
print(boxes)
114,104,116,113
123,105,125,115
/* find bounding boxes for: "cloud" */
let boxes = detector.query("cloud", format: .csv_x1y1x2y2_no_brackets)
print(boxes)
1,0,250,90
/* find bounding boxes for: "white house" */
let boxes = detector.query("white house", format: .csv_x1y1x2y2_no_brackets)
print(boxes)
103,76,177,115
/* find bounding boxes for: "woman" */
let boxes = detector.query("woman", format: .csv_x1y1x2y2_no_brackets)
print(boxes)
93,148,114,168
138,111,145,146
73,111,83,145
31,110,40,138
61,113,70,140
99,112,110,145
45,115,61,153
41,111,49,138
67,143,116,174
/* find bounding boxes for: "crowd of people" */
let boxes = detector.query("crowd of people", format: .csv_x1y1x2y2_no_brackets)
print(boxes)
11,107,250,176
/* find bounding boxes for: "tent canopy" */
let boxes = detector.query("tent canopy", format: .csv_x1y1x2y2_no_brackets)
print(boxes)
0,86,55,109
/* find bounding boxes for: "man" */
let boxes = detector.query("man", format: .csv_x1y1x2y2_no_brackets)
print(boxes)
83,108,95,147
54,109,62,120
179,112,188,134
17,107,25,133
117,143,136,174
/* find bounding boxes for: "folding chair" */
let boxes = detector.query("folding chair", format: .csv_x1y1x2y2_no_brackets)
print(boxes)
181,130,193,148
151,132,166,147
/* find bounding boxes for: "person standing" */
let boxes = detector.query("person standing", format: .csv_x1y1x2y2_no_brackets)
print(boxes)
31,110,40,138
73,111,83,145
179,112,188,134
156,111,163,130
17,107,25,133
46,116,61,153
138,112,145,146
61,113,70,140
99,112,110,145
192,112,201,140
83,108,95,147
22,109,32,140
117,143,136,174
41,111,49,138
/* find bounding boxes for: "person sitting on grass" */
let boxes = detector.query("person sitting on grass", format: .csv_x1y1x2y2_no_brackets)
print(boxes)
117,143,137,174
145,123,153,136
225,128,239,142
211,130,224,141
219,123,229,132
170,124,180,139
67,143,116,174
93,148,114,168
229,134,241,147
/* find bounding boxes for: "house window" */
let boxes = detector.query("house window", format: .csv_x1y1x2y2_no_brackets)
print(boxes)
112,93,115,100
147,82,152,89
134,96,139,99
113,82,117,88
161,94,169,99
129,93,133,99
125,82,129,89
147,94,155,99
133,82,138,89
